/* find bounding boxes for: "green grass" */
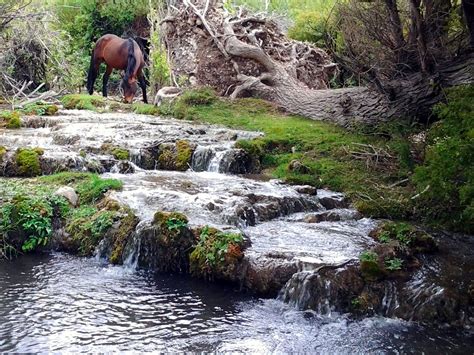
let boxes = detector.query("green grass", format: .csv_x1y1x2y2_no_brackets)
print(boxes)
132,103,160,115
61,94,105,111
175,96,414,219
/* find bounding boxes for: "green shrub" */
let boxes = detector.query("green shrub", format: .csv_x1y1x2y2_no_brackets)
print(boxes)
413,85,474,233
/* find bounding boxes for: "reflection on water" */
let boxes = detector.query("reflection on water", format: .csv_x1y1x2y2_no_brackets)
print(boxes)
0,253,472,353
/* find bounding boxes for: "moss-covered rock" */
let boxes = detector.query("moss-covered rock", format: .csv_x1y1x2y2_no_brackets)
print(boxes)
0,146,6,162
137,211,193,272
189,226,245,281
108,210,139,264
15,147,44,176
1,111,21,129
157,141,195,171
100,143,130,160
175,140,193,171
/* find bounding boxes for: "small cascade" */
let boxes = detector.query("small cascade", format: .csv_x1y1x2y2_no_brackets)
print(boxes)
191,146,216,171
207,149,228,172
278,271,335,315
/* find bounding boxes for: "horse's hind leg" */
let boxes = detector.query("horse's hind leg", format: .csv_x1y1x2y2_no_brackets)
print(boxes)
102,65,112,98
138,74,148,104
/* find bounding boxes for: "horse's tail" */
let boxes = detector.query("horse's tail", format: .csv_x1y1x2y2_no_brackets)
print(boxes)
86,49,97,95
124,38,137,83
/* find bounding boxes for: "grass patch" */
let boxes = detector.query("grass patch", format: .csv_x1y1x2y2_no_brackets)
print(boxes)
76,174,123,204
171,95,416,220
61,94,105,110
132,102,160,115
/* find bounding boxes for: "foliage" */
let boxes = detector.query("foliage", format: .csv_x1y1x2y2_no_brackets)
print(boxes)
66,205,116,255
165,217,188,232
76,174,123,204
0,194,69,254
39,171,94,185
22,102,59,116
190,226,244,276
148,1,170,93
413,85,474,233
385,257,403,271
360,251,378,263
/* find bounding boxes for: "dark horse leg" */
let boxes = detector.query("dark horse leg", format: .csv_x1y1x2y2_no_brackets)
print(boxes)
102,66,112,98
86,51,101,95
138,73,148,104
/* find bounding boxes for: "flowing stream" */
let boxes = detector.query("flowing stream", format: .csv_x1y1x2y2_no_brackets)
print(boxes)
1,110,473,352
1,253,471,353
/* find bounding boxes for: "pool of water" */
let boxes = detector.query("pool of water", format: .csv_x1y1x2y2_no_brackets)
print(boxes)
1,253,472,353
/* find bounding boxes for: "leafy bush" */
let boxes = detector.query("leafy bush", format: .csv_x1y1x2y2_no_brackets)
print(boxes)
413,85,474,233
0,194,69,254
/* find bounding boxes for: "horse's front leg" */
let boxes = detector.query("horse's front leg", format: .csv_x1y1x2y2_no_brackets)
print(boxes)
102,66,112,98
138,74,148,104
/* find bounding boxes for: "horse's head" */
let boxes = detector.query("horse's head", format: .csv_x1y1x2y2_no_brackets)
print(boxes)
121,78,138,103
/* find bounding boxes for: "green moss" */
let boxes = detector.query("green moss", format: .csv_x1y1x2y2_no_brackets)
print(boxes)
1,111,21,129
61,94,105,111
132,103,160,115
153,211,189,228
109,210,139,264
359,251,384,281
15,148,43,177
158,147,175,169
100,144,130,160
175,140,193,171
76,174,123,204
112,148,130,160
0,146,6,161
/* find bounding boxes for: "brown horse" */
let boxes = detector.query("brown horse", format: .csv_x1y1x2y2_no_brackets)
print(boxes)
87,34,147,103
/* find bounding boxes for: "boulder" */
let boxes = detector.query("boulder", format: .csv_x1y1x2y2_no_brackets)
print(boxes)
54,186,78,206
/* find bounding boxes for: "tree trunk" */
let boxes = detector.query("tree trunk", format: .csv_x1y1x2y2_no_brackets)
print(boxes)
164,1,473,126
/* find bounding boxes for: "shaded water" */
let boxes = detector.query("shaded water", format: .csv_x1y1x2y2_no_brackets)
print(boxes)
1,253,472,353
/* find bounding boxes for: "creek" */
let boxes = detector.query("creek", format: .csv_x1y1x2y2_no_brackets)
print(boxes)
0,110,472,352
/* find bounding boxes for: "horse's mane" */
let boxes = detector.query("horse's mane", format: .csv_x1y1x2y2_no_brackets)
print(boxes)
124,38,137,84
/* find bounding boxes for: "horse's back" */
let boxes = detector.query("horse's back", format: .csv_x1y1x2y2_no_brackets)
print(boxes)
94,34,145,72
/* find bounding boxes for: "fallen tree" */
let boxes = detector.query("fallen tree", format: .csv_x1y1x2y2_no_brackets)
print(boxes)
160,0,473,125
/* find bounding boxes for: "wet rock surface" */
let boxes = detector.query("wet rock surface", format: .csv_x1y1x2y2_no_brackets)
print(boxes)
0,110,262,176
